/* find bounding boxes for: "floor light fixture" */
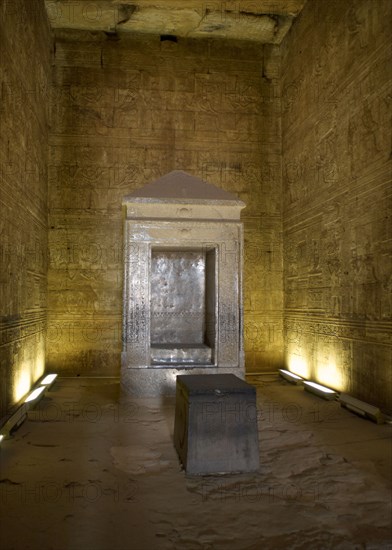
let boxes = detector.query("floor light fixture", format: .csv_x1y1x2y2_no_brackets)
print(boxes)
0,374,58,439
0,403,28,439
40,373,58,389
339,393,384,424
24,386,46,403
303,381,337,400
278,369,304,384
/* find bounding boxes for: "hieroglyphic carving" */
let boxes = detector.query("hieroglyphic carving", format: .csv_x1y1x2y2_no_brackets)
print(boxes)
123,239,149,366
0,0,51,414
282,0,392,411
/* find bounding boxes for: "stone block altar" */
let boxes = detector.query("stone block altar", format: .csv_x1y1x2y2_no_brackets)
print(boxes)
173,374,260,475
121,170,246,396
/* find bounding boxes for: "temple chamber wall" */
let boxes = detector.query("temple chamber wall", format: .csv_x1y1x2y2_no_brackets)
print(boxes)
47,34,284,376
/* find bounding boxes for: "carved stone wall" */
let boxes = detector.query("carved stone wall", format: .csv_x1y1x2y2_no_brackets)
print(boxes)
281,0,392,412
0,0,52,415
47,33,284,375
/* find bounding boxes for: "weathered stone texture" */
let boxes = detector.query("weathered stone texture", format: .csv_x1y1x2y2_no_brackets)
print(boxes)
0,0,52,414
47,35,284,375
44,0,306,43
281,0,392,412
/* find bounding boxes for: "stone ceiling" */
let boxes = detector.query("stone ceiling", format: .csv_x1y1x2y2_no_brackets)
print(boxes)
45,0,307,43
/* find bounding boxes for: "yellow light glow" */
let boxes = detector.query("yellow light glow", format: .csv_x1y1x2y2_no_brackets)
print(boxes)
14,368,31,402
316,361,345,392
25,386,45,403
33,344,45,381
13,340,47,403
288,354,310,379
0,434,4,443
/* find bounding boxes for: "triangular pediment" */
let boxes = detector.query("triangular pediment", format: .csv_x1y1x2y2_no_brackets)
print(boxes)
124,170,244,204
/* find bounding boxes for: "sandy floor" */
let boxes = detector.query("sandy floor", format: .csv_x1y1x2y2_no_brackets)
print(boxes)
0,376,391,550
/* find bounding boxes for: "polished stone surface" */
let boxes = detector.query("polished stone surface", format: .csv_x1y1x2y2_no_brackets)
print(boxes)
150,249,207,345
151,344,212,365
174,374,260,475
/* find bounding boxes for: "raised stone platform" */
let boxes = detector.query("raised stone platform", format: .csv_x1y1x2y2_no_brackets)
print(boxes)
173,374,260,475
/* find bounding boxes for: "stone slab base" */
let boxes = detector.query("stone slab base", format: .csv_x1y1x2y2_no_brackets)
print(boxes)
121,366,244,397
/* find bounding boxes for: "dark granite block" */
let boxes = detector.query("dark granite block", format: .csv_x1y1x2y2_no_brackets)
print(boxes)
174,374,260,475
